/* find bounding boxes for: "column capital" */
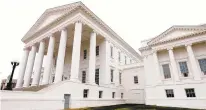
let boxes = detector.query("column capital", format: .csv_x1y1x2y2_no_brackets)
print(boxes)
47,33,54,38
185,43,192,47
23,47,30,51
152,50,158,54
92,29,99,35
72,19,85,25
57,27,68,32
167,47,173,51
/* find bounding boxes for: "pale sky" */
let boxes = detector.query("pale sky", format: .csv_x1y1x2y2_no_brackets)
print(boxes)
0,0,206,80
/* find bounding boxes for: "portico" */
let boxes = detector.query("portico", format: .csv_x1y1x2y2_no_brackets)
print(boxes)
16,22,104,88
151,36,206,83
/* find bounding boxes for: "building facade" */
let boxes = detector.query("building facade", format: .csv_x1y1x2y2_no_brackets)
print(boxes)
1,1,206,110
140,25,206,109
1,2,144,110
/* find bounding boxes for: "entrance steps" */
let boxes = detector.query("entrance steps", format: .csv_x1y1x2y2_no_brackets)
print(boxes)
13,84,49,92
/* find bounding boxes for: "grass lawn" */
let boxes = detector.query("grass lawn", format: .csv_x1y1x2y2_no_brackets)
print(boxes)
66,104,201,110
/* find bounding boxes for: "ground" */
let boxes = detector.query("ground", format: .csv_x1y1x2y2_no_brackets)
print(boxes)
66,104,200,110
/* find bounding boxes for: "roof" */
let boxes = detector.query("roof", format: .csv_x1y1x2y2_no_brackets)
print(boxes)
22,1,142,61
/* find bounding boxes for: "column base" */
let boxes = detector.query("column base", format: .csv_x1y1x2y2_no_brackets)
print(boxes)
70,78,81,83
87,82,97,86
194,77,202,80
31,84,38,87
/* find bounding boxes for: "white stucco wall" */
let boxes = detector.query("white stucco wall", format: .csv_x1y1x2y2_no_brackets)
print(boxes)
122,63,145,104
1,80,126,110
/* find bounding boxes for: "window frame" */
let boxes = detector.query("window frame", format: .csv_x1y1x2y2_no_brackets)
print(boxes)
110,46,113,58
99,91,103,98
134,76,138,84
83,49,87,60
119,72,122,84
110,69,114,83
177,59,190,78
160,62,172,80
112,92,115,98
96,46,99,56
121,93,124,99
197,57,206,76
82,71,86,83
165,89,174,98
125,56,127,64
118,51,121,62
95,68,100,85
83,89,89,98
185,88,196,98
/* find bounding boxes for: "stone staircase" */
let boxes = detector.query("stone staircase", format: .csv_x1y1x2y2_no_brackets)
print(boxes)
14,84,49,92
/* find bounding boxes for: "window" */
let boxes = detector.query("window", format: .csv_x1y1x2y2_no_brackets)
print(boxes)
134,76,138,84
110,46,113,58
52,76,55,83
165,89,174,98
125,56,127,64
83,49,87,59
198,58,206,75
95,69,99,85
112,92,115,98
83,89,89,98
162,64,171,79
96,46,99,56
111,69,114,82
185,88,196,97
82,71,86,83
62,75,67,81
119,72,122,84
118,52,121,62
99,91,103,98
121,93,124,99
179,61,189,77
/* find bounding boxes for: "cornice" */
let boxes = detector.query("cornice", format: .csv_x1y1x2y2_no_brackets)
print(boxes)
139,46,151,52
148,25,206,46
149,30,206,46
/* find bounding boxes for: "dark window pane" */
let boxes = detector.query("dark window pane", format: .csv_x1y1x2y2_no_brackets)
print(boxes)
95,69,99,85
84,50,87,59
96,46,99,56
162,64,171,79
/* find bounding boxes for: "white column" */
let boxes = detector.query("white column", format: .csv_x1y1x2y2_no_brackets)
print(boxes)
168,48,180,81
23,45,37,87
70,22,82,81
42,36,55,85
88,32,96,84
32,41,45,86
16,49,29,88
153,51,162,83
100,39,110,85
186,44,201,80
54,28,68,83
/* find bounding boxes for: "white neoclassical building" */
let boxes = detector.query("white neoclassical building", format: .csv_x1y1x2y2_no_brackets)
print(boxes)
1,2,144,110
140,25,206,109
1,1,206,110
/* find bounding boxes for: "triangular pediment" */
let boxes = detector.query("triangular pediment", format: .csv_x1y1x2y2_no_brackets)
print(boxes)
22,2,82,41
148,25,206,45
36,12,66,31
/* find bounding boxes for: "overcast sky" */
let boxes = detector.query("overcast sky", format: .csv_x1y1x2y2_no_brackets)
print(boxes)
1,0,206,79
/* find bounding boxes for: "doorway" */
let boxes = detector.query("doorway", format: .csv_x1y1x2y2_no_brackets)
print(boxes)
64,94,71,109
